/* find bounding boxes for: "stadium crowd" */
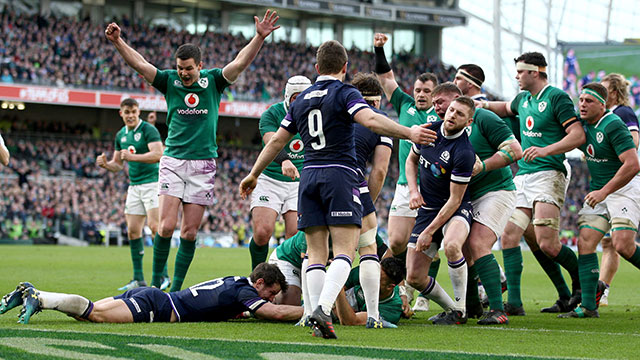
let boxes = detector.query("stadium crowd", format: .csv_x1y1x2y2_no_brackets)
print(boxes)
0,11,457,104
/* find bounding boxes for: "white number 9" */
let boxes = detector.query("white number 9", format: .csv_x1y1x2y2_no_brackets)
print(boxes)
308,109,326,150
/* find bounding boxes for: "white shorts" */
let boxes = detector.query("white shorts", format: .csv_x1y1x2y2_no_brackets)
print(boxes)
158,156,216,206
514,170,566,209
125,182,159,215
578,177,640,232
389,183,417,218
250,173,299,214
268,251,301,288
471,190,516,238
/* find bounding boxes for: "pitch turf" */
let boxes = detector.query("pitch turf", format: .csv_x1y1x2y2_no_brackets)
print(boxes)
571,45,640,78
0,246,638,359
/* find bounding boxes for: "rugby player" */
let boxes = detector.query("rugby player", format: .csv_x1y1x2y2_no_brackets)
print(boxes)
105,10,280,291
430,82,522,324
405,96,477,325
3,263,302,324
96,98,169,291
373,32,440,312
480,52,585,314
558,83,640,318
248,76,311,270
239,40,435,338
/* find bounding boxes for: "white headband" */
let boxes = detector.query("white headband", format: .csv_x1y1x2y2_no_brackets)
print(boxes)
516,62,547,73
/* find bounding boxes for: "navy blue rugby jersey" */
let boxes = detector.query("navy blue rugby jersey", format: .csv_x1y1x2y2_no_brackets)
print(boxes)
411,121,475,209
280,75,369,169
612,105,639,132
354,107,393,178
169,276,267,322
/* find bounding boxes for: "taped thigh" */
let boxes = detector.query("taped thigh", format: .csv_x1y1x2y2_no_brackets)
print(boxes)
509,208,531,231
611,217,638,233
578,214,611,235
532,217,559,231
358,227,377,249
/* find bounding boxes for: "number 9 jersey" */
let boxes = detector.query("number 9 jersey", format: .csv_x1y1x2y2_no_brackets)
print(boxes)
280,75,369,169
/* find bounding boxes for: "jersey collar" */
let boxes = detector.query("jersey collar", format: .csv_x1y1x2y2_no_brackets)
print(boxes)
425,105,434,113
316,75,339,82
594,110,614,129
441,123,466,139
125,119,142,134
609,104,619,112
534,84,551,100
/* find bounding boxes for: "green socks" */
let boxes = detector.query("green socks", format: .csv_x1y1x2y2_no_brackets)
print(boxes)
428,258,441,279
466,264,481,307
553,245,580,291
475,254,504,311
393,249,407,265
503,246,523,308
578,253,599,311
249,237,269,270
533,249,571,299
624,245,640,269
152,235,172,288
170,239,196,292
129,237,145,282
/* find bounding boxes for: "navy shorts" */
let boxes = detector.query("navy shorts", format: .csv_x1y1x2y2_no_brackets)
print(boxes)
114,287,174,323
409,202,473,246
358,180,376,217
297,166,362,229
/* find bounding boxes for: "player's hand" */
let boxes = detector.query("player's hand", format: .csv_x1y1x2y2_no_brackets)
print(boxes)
239,174,258,199
415,231,433,253
374,33,389,47
472,154,484,176
96,153,107,168
409,190,425,210
255,9,280,39
400,294,414,319
281,159,299,180
105,23,121,43
409,123,437,146
584,190,607,208
119,149,131,161
522,146,548,162
474,100,484,108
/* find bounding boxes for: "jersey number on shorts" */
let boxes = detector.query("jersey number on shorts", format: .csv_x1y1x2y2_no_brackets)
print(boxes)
308,109,326,150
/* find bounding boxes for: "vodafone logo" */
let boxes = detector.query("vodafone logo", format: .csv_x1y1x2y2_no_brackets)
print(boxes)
184,93,199,108
586,144,595,157
127,145,136,154
525,116,534,130
289,139,304,153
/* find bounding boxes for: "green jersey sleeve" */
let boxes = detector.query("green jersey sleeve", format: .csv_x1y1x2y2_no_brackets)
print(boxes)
606,119,636,156
209,68,231,93
345,267,360,290
114,128,123,151
144,122,162,143
510,92,526,115
259,103,284,137
550,91,578,126
152,69,170,94
389,87,414,122
480,110,516,149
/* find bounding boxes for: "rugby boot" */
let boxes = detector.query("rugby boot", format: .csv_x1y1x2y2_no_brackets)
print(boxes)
309,307,337,339
477,310,509,325
558,306,599,318
503,302,526,316
1,282,33,314
18,287,42,324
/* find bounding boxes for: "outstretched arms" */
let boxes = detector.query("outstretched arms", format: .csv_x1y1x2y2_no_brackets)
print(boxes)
105,23,158,84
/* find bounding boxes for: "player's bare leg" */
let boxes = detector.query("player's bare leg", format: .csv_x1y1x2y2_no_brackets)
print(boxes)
250,206,278,269
170,202,206,292
282,211,298,239
152,195,181,288
388,215,414,259
599,236,618,305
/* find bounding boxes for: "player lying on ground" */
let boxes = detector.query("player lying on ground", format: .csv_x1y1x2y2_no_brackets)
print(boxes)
1,263,302,324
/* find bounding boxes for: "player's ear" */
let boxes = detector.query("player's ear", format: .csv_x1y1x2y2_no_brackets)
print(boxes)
198,61,203,71
341,62,347,74
314,63,320,75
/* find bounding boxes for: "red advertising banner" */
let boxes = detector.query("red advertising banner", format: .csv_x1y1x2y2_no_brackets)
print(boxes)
0,84,270,118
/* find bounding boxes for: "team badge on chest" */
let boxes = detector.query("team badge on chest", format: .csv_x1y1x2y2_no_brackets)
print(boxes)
198,77,209,89
427,115,438,122
538,101,547,112
596,132,604,143
134,133,141,142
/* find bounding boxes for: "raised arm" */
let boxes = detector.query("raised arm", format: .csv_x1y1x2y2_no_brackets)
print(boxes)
222,10,280,84
0,134,9,166
373,33,400,100
105,23,157,84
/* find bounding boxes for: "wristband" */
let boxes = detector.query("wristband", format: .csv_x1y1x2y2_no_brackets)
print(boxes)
481,161,486,172
482,100,489,109
398,285,407,297
273,148,290,164
374,46,391,74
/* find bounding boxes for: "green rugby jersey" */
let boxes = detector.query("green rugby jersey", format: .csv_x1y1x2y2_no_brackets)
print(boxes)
259,102,304,182
275,231,307,269
467,108,517,200
152,68,230,159
580,111,636,191
345,267,403,325
114,120,161,185
390,87,439,185
510,85,577,175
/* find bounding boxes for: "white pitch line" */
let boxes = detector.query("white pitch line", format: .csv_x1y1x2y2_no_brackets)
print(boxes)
401,323,640,337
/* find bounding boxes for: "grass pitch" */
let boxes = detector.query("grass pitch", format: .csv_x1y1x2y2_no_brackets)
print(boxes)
0,245,639,359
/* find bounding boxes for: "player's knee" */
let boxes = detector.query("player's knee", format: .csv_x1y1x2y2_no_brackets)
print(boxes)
443,242,461,260
405,272,423,290
252,226,274,244
611,235,634,258
538,241,560,258
158,222,175,237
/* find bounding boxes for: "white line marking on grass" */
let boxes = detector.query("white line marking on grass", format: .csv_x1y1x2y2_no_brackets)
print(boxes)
402,323,640,337
1,328,597,360
129,344,223,359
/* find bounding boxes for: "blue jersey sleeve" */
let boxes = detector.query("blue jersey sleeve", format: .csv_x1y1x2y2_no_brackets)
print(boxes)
280,111,298,134
343,87,369,121
237,284,268,313
450,145,475,184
